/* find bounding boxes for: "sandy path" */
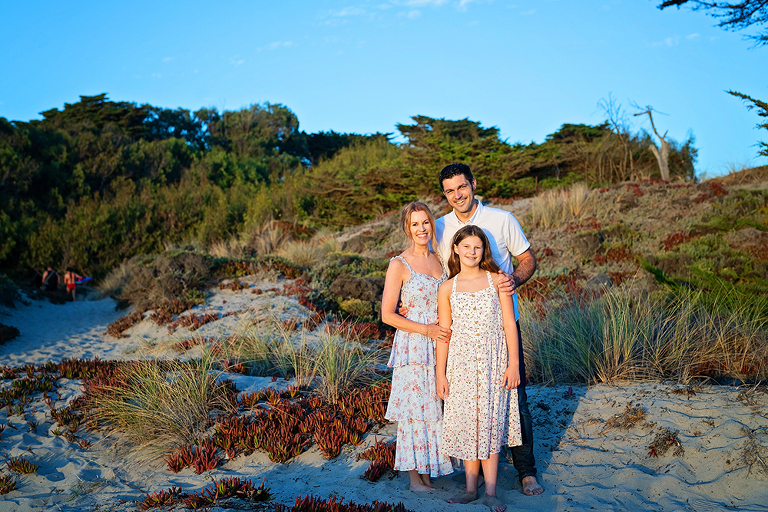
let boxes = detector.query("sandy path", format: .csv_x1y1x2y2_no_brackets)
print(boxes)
0,294,126,367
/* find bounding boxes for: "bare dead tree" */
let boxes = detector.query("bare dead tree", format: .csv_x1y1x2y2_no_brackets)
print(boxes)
634,106,671,181
599,94,635,180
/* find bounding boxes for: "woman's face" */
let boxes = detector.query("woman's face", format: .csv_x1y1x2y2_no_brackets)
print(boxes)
454,235,484,268
409,210,432,246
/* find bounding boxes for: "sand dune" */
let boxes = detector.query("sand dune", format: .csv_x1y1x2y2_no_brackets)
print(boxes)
1,282,766,511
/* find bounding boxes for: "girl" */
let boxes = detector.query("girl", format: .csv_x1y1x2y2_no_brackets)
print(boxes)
381,202,454,491
436,225,522,512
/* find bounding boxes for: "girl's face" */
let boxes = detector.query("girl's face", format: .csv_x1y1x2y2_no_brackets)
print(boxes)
409,210,432,246
454,235,484,268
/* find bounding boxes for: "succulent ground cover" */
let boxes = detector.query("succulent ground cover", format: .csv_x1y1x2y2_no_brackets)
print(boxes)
0,354,399,509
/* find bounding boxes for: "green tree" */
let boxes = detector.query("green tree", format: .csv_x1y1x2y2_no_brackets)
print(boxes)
659,1,768,46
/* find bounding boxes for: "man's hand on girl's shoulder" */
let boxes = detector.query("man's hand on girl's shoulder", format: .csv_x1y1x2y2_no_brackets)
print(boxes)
497,270,516,296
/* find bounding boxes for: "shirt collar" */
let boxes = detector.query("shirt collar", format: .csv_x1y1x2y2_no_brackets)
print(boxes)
451,199,483,226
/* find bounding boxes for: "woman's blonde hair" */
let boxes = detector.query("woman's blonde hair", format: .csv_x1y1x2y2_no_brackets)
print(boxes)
400,202,438,251
447,225,500,278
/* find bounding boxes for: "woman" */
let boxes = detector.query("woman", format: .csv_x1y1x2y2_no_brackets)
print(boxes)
381,202,454,491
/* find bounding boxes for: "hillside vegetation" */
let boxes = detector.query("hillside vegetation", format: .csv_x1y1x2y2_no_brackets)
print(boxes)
1,94,696,279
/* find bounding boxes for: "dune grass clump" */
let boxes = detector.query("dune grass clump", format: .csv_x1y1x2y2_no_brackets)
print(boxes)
86,357,236,449
530,182,593,229
522,284,768,384
313,332,385,405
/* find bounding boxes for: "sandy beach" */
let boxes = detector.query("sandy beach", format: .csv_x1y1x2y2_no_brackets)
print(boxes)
1,280,766,512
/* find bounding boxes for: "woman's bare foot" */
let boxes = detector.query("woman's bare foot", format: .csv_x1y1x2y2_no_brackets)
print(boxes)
521,476,544,496
447,491,479,504
482,494,506,512
410,481,435,492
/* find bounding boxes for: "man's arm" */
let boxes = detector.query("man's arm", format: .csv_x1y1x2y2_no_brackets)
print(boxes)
512,248,536,287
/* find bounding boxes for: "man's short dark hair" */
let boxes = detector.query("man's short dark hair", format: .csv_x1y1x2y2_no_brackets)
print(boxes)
439,163,474,191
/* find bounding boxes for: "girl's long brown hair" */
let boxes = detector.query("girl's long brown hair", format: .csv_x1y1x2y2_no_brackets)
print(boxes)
400,202,438,251
447,225,500,278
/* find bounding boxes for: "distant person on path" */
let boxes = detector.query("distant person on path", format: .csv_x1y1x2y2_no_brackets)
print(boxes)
381,202,454,491
64,267,83,301
436,225,522,512
434,163,543,497
41,266,59,292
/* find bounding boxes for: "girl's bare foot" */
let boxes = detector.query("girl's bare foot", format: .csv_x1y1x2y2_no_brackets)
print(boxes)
482,494,506,512
419,474,435,489
447,490,479,504
460,474,484,491
410,481,435,492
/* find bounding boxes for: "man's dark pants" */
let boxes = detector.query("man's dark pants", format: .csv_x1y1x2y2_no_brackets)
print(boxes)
508,320,537,483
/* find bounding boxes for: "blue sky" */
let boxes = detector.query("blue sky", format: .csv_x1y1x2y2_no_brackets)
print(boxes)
1,0,766,176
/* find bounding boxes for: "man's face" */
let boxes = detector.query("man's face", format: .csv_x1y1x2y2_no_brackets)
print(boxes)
441,175,477,215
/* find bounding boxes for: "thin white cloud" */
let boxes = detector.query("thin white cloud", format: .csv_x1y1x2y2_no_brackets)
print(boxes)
258,41,293,51
394,0,448,6
686,33,700,41
162,56,173,62
398,9,421,18
651,36,680,47
333,6,367,16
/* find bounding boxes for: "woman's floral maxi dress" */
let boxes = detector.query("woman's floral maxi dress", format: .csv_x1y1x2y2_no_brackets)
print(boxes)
441,271,523,461
384,256,454,477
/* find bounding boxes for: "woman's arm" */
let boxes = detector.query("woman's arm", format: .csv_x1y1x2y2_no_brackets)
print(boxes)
435,280,453,399
381,259,449,341
494,274,520,390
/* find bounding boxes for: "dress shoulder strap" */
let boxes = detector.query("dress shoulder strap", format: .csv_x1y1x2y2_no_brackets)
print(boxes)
451,276,458,293
485,271,494,286
393,255,414,273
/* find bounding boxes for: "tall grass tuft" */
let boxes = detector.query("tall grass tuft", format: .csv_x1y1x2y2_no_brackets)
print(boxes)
249,221,290,256
313,332,384,405
530,182,593,229
522,284,768,384
279,240,326,269
87,356,235,449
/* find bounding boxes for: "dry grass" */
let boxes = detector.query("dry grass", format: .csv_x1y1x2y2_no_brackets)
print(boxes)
600,404,647,434
530,182,594,229
279,240,326,268
208,235,249,259
249,221,291,256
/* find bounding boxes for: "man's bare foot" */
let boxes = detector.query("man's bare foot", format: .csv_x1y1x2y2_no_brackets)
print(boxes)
482,494,507,512
410,481,435,492
460,475,484,491
521,476,544,496
447,491,479,504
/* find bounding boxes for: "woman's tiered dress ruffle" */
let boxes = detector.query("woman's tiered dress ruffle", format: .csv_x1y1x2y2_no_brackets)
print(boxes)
384,256,454,477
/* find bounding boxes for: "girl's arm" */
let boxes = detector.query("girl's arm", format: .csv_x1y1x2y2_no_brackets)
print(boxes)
381,259,449,341
494,273,521,390
435,280,453,399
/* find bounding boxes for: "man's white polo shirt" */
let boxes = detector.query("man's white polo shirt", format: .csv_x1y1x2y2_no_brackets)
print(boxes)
435,200,530,320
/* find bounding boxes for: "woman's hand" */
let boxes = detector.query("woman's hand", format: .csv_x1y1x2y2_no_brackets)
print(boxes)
436,375,450,400
426,322,451,343
502,364,521,390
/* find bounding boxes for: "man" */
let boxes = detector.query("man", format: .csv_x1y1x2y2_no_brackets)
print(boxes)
434,162,543,497
41,266,59,292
